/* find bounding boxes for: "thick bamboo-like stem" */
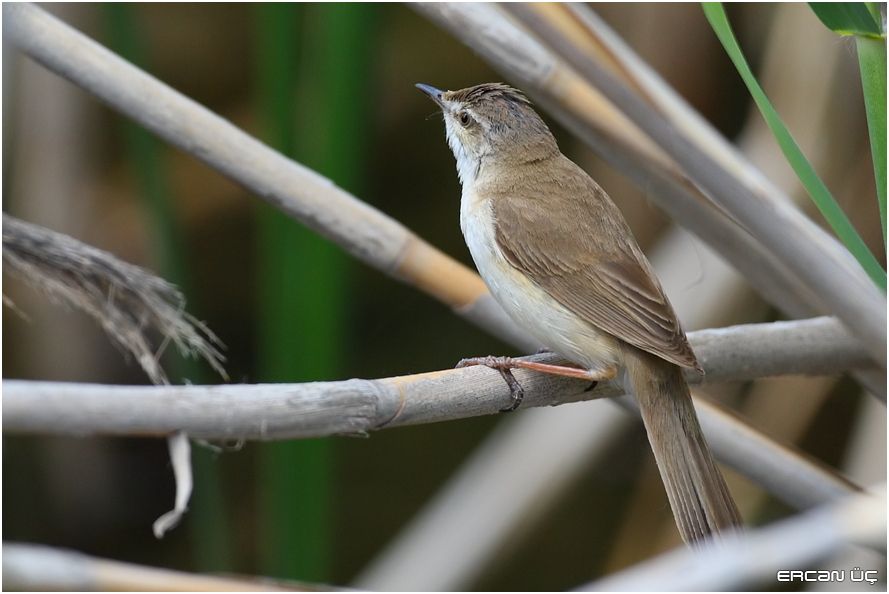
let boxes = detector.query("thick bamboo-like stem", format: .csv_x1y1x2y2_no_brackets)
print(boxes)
1,543,333,591
3,318,869,510
3,317,869,439
821,395,889,586
577,485,886,592
503,3,886,364
556,3,807,207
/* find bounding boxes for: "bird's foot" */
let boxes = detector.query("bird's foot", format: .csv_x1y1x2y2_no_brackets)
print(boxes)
456,356,617,412
457,355,525,412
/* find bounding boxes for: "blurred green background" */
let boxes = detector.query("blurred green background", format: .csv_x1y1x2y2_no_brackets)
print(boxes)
3,3,884,590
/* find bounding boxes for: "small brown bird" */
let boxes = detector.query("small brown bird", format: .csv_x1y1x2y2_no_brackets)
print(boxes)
417,82,742,545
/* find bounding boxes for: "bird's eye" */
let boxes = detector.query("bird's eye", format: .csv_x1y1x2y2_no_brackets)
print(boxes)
458,112,472,126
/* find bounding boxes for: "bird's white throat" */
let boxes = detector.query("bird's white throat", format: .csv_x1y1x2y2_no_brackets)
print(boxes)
445,122,480,187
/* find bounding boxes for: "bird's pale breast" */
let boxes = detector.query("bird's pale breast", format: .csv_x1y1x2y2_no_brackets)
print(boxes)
460,190,620,372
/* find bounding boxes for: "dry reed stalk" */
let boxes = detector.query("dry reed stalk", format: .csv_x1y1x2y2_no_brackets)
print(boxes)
1,543,337,591
3,317,870,439
577,485,886,591
353,402,634,590
4,318,869,518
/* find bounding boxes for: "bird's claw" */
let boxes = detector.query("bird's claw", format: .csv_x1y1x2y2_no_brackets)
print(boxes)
455,355,525,412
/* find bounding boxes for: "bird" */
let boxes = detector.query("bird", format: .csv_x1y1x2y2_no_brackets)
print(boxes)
416,81,742,545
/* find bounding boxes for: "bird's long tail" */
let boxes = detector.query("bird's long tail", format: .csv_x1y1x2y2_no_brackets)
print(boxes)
622,345,742,544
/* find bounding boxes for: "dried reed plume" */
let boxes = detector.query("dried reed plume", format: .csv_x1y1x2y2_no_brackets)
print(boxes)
3,215,226,384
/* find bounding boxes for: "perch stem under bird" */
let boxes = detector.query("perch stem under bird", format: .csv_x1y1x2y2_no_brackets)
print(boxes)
417,82,742,545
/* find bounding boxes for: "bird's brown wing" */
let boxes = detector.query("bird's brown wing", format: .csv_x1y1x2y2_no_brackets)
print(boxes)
490,158,699,370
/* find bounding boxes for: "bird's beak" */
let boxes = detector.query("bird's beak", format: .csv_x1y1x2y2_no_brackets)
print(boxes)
415,83,446,110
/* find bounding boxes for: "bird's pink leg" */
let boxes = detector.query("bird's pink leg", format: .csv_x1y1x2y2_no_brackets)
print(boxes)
456,355,617,412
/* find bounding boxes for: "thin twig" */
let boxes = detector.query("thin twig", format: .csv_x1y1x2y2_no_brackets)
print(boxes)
575,485,886,591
